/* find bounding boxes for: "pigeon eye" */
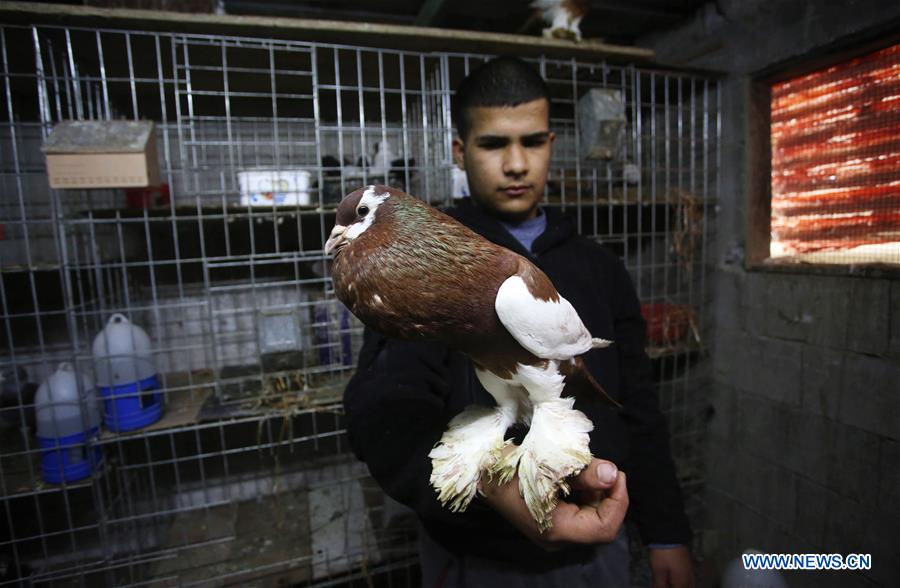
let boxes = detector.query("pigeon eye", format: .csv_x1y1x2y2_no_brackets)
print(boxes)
357,205,369,216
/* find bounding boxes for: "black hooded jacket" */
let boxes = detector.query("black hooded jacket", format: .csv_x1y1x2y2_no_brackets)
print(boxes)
342,198,692,570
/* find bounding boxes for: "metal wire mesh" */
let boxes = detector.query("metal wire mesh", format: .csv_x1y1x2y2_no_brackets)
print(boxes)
770,42,900,265
0,23,719,586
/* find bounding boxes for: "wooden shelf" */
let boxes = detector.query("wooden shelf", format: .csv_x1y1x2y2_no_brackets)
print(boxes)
0,1,654,63
1,369,350,498
75,204,338,221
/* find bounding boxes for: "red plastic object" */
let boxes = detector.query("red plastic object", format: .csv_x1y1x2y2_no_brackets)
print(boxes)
126,183,170,208
641,303,692,346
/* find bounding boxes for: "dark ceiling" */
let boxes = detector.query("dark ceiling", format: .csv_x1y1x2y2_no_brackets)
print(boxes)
223,0,708,46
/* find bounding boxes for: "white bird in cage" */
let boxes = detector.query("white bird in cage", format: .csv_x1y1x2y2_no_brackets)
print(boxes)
370,140,397,179
531,0,591,41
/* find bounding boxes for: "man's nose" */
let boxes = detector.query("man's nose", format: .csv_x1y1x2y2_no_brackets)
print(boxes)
503,144,527,176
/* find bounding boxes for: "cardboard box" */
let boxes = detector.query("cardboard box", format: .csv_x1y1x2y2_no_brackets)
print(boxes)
42,120,160,189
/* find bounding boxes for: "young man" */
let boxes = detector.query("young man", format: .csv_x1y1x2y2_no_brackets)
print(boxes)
342,56,693,587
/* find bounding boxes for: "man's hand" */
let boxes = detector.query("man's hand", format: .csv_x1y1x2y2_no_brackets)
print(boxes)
480,453,628,552
649,545,694,588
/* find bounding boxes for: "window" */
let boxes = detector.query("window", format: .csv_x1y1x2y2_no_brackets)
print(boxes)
768,42,899,266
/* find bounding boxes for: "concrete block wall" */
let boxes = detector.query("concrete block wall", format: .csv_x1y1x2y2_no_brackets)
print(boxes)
642,1,900,586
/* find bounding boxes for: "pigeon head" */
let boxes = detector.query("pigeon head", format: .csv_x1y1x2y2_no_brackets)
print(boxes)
324,184,397,255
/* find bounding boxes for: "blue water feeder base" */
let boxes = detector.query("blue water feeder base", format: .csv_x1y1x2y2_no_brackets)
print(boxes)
39,427,104,484
99,375,164,432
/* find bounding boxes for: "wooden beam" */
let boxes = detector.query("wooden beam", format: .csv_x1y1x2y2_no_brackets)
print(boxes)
746,78,773,267
0,1,654,62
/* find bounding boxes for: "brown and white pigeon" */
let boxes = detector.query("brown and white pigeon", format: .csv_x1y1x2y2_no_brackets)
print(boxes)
531,0,591,41
326,185,619,531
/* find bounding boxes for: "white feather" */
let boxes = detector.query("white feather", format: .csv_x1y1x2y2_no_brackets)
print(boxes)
428,404,515,512
429,368,522,512
514,397,593,530
345,186,390,240
494,275,593,360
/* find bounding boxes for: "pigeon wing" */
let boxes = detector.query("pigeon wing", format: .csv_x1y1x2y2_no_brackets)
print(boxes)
494,260,595,361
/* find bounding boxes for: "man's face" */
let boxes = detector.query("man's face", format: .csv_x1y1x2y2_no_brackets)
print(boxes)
453,98,554,222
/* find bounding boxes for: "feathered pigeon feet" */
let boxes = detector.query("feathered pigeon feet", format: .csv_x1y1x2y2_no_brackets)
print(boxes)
490,397,593,532
429,405,513,513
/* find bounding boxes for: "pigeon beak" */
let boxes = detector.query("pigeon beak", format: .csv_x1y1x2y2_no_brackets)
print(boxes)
324,225,348,255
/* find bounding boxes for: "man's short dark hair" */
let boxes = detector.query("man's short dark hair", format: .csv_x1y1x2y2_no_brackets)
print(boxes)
452,56,551,140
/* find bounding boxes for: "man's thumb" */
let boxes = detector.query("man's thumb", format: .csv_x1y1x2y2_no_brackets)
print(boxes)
571,459,618,491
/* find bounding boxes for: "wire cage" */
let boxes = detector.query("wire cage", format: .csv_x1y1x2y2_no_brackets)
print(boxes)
0,21,719,587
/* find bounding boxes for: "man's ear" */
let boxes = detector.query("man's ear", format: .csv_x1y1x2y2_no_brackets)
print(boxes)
452,136,466,170
549,131,556,147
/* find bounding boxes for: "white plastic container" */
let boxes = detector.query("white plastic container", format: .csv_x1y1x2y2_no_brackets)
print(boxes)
238,169,312,206
92,314,156,387
35,363,103,483
92,314,163,431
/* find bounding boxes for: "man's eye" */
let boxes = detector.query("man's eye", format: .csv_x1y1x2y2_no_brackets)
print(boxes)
357,206,369,216
477,140,506,150
522,138,548,148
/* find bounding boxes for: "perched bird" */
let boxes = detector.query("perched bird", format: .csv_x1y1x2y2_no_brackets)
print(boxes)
326,185,619,531
530,0,591,41
369,140,397,179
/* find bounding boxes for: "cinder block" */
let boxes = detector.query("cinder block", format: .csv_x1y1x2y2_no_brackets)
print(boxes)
706,442,739,493
732,453,795,532
801,345,844,420
763,275,811,342
737,392,790,463
760,463,797,532
734,506,773,552
827,424,880,506
805,276,852,349
782,409,836,485
732,451,767,512
878,437,899,517
845,278,890,356
731,331,765,392
752,337,803,406
713,271,746,331
838,353,900,439
741,273,770,339
711,327,743,385
703,487,737,557
706,383,739,445
823,492,865,555
794,476,828,548
858,509,900,587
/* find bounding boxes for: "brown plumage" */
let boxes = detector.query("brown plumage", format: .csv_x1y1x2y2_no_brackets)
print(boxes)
327,185,618,529
330,185,615,401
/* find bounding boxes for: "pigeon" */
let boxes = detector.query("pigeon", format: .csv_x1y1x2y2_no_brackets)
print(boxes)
326,185,619,531
530,0,591,41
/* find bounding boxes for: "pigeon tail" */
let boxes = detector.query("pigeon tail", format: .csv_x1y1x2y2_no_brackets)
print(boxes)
560,356,622,409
